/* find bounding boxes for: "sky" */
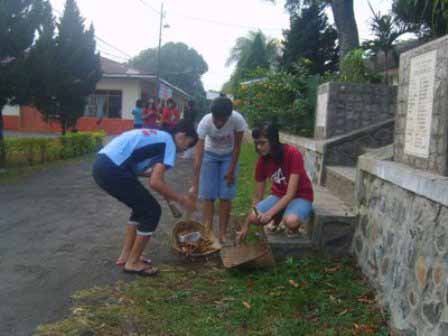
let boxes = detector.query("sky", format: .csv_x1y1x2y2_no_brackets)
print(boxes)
49,0,392,91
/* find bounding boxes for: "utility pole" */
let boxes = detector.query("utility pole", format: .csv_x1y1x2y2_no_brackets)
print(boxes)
156,2,164,100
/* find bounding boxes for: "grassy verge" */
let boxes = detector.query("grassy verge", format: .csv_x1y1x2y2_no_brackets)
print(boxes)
34,143,389,335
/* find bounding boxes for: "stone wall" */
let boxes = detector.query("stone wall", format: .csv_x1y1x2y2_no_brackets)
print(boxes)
280,133,324,185
354,154,448,335
315,82,397,140
325,119,395,167
394,35,448,176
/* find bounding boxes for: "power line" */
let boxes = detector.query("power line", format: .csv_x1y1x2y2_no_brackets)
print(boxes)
170,13,284,31
52,7,134,61
137,0,161,15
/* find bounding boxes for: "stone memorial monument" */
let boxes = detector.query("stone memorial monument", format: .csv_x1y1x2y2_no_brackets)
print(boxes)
394,35,448,176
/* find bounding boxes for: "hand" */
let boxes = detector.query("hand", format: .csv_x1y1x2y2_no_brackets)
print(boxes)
237,224,249,243
257,212,272,225
179,194,196,212
189,185,198,197
224,169,235,186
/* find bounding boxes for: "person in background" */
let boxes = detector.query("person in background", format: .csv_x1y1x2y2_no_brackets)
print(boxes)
143,98,159,129
237,123,314,241
162,98,180,133
92,121,198,276
183,100,196,125
132,99,144,129
191,94,248,243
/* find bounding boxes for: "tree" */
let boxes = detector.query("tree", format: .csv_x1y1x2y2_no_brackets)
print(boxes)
363,3,410,84
392,0,448,37
281,2,338,75
130,42,208,116
224,31,279,93
0,0,44,161
270,0,359,61
37,0,101,134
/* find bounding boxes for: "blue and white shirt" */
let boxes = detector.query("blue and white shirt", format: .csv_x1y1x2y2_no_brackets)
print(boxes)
99,129,176,175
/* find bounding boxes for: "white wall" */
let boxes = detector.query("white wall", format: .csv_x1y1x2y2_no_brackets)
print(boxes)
2,105,20,116
96,77,141,120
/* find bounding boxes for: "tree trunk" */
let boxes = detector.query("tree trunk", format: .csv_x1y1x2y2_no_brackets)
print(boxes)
330,0,360,61
0,106,5,169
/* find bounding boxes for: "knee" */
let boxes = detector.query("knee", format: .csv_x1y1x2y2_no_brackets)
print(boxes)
283,215,300,230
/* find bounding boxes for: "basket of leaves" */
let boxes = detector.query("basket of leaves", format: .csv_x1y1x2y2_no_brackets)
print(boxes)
171,220,221,257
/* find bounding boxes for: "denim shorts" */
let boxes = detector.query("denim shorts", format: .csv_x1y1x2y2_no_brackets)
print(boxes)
256,195,313,222
199,151,239,200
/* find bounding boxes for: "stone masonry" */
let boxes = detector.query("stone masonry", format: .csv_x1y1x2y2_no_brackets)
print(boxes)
354,158,448,336
314,82,397,140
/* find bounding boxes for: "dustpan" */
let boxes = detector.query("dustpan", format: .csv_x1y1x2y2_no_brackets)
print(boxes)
220,215,275,269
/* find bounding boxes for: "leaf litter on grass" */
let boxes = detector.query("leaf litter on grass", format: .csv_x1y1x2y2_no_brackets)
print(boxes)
34,255,389,336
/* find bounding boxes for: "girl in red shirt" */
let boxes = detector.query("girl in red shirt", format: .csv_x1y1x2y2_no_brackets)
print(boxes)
161,98,180,132
238,123,314,240
142,99,160,129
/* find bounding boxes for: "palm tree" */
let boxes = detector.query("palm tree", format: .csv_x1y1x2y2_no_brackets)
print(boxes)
364,2,410,84
226,30,279,69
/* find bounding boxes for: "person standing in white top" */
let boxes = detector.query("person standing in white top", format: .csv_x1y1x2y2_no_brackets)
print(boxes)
191,94,248,243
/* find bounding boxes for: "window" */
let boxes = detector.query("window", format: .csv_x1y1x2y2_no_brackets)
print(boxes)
85,90,122,118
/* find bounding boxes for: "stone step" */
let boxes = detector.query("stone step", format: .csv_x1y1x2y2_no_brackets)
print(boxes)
267,186,357,258
325,165,357,207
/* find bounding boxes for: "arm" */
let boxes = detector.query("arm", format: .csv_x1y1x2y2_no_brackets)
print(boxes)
191,139,205,194
224,131,244,185
259,174,300,224
149,163,192,209
252,181,266,207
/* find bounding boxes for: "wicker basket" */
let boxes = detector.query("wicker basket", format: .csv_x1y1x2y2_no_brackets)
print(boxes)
171,220,221,257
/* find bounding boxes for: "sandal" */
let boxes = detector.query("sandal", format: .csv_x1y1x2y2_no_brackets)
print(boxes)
123,266,159,277
116,256,152,267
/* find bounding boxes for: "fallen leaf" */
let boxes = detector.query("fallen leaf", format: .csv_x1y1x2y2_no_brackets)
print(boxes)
242,301,251,309
247,279,255,289
329,295,336,302
324,264,342,273
357,296,375,304
338,309,348,316
289,279,299,288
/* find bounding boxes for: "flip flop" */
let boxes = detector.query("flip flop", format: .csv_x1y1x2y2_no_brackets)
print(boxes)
116,257,152,267
123,266,159,277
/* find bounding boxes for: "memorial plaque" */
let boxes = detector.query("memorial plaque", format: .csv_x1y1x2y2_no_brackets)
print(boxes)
404,50,437,158
316,92,329,127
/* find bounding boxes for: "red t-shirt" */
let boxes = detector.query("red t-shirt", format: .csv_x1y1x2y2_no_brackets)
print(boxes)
255,144,314,202
162,107,180,128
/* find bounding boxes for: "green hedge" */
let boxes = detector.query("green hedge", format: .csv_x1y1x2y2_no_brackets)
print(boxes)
1,132,105,168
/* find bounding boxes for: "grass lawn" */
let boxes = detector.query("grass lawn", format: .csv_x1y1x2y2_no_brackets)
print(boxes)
35,144,389,336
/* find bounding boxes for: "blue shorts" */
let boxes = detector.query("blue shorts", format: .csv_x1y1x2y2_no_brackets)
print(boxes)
199,151,238,200
256,195,313,222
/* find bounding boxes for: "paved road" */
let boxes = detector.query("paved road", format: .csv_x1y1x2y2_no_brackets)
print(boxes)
0,155,195,336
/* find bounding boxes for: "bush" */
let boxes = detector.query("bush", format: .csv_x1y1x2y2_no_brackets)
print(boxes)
338,49,382,84
1,132,105,168
234,64,319,137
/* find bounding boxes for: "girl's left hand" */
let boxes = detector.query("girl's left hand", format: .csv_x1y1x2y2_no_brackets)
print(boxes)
257,212,272,225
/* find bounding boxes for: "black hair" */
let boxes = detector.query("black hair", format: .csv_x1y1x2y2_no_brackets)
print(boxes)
167,98,176,107
136,99,143,108
172,119,199,148
252,122,284,162
211,95,233,119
